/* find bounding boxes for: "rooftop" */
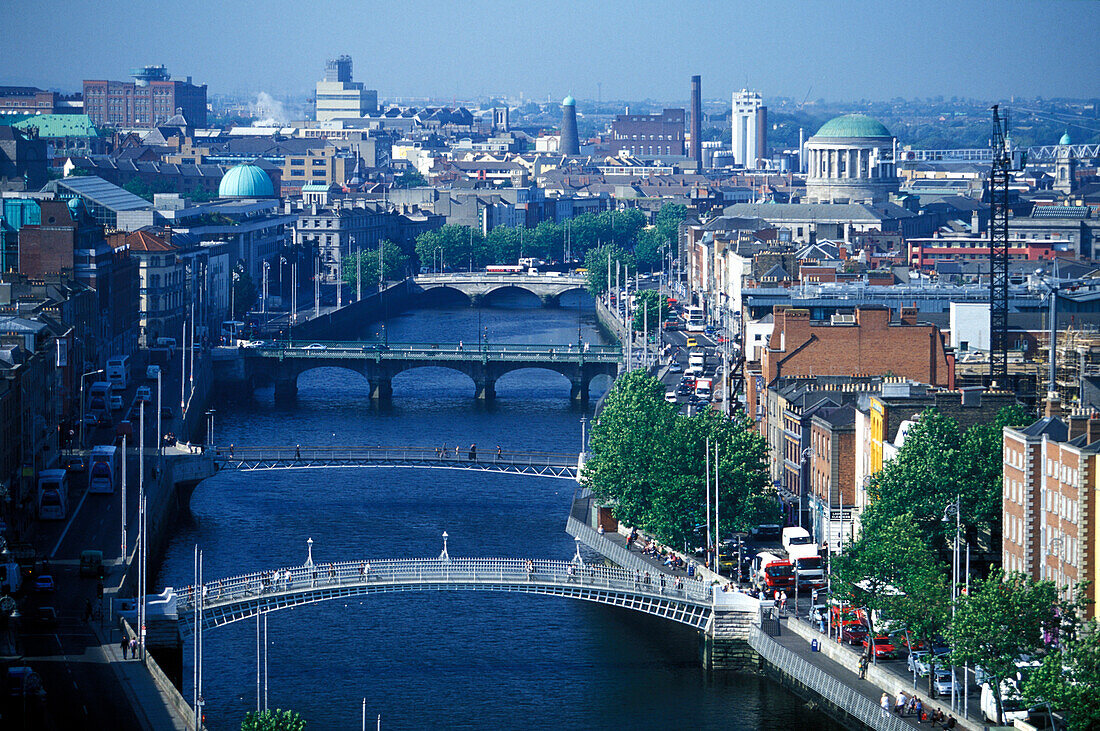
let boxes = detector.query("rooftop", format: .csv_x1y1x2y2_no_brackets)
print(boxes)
813,114,892,140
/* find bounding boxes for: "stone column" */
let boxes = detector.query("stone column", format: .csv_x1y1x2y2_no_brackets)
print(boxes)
273,377,298,402
475,378,496,400
569,379,590,402
369,377,393,401
702,589,760,671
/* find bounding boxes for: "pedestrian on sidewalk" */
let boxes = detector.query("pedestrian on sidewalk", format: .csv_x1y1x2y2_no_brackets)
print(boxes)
880,692,890,720
295,444,301,461
121,636,130,659
858,655,869,679
83,599,92,623
780,590,788,613
496,445,502,461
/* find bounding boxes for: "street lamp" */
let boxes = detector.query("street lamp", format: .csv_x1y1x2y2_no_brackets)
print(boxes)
942,496,962,714
1048,536,1065,593
79,368,105,450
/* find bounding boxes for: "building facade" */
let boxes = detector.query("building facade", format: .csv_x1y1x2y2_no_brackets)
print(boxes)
731,90,765,168
83,66,207,128
315,56,378,122
803,115,898,205
610,108,685,157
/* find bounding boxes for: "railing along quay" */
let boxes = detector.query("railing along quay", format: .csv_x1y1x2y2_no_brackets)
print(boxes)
749,626,912,731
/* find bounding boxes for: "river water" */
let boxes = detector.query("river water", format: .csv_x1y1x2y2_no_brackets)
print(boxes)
158,290,840,730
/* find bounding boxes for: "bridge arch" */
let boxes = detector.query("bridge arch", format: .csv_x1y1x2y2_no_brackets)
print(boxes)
479,285,544,308
417,285,473,307
389,364,478,398
272,362,370,401
175,558,714,634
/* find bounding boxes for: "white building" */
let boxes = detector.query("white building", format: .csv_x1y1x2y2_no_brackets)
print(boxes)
803,114,898,204
731,90,763,168
315,56,378,123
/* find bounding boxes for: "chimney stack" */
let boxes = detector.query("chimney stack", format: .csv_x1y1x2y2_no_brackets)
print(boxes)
690,75,702,172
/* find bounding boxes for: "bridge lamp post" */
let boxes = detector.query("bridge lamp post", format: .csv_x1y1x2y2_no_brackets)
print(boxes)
573,537,585,566
580,417,587,454
205,409,215,447
440,531,450,562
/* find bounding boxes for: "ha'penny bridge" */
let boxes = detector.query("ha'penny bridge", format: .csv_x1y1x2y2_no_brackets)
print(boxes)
209,445,583,479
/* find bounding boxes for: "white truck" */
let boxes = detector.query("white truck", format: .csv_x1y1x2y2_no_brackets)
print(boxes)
694,378,712,400
783,527,825,589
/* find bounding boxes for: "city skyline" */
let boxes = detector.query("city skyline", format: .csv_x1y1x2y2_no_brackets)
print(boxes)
3,0,1099,103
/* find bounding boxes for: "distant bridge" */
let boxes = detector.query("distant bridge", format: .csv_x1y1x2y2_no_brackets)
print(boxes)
212,445,582,479
173,556,715,633
899,143,1100,163
414,273,588,307
215,341,620,401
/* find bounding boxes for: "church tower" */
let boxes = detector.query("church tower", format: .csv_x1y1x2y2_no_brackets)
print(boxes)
1054,131,1076,195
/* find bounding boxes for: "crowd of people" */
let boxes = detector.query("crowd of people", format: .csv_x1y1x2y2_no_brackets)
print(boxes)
887,691,957,727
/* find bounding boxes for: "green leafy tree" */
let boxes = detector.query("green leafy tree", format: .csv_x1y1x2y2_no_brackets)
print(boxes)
414,224,488,272
394,169,427,188
583,371,774,547
633,227,665,271
241,708,307,731
1023,618,1100,731
833,514,946,650
948,570,1061,726
654,202,689,239
583,244,634,297
485,226,522,264
631,289,668,332
343,241,409,289
861,405,1031,558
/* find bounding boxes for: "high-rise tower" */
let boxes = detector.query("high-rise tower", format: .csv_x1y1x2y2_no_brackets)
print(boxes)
690,75,702,171
560,96,580,155
731,89,763,168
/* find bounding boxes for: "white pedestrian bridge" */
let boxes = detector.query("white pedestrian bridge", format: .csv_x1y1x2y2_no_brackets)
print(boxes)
172,556,717,634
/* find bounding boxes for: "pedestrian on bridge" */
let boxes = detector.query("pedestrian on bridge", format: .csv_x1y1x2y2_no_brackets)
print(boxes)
880,693,891,720
295,444,301,461
468,444,477,461
496,445,502,461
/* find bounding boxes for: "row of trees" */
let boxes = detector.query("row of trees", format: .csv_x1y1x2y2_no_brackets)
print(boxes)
411,204,689,280
340,241,410,289
583,370,778,548
832,405,1098,728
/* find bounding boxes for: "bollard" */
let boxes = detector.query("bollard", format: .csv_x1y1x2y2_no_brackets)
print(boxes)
811,639,819,652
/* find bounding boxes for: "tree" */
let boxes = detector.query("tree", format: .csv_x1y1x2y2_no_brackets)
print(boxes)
583,244,633,297
631,289,668,332
394,169,427,188
949,570,1061,726
1023,618,1100,731
343,241,409,290
860,405,1031,558
835,512,951,691
241,709,306,731
485,226,521,264
414,225,487,272
583,370,775,548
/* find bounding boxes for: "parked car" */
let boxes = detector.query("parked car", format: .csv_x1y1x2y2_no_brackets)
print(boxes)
34,606,58,628
809,604,829,626
685,337,698,348
908,650,933,676
667,361,683,373
933,668,964,697
863,635,898,660
34,575,55,593
146,365,161,380
136,386,152,402
840,623,869,645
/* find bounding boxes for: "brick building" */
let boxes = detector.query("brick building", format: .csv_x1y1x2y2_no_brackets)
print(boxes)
609,109,685,157
83,66,207,128
761,306,954,389
810,404,857,546
1002,412,1099,617
0,86,81,116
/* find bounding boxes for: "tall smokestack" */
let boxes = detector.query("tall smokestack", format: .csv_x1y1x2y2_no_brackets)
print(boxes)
756,105,768,168
560,95,580,155
690,75,702,171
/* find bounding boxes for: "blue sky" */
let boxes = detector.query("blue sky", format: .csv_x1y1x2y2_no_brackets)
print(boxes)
4,0,1099,102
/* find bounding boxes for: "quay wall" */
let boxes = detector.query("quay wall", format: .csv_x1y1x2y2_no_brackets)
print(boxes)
289,279,418,342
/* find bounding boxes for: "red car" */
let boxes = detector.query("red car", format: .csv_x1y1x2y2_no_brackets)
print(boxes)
862,635,898,660
839,623,868,645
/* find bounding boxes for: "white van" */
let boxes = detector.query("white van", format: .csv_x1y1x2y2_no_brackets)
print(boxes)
689,352,706,370
782,527,814,554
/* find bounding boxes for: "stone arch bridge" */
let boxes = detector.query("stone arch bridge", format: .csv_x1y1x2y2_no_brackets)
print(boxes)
414,273,589,307
214,341,620,401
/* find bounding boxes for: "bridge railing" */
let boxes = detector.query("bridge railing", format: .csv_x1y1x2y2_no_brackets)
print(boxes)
244,341,621,363
416,274,586,283
212,445,579,468
175,557,713,615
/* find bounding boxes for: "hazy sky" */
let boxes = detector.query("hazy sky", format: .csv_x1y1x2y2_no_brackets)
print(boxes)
4,0,1099,103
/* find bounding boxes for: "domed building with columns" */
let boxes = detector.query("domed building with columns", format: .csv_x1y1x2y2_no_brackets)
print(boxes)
803,114,898,205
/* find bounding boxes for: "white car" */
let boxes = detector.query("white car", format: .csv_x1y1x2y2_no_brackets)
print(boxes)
933,668,964,698
907,651,932,676
304,343,327,350
664,391,677,403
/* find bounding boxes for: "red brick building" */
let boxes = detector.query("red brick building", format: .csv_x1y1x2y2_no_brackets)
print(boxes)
762,306,954,388
1002,412,1099,617
810,404,857,546
609,109,686,157
83,68,207,128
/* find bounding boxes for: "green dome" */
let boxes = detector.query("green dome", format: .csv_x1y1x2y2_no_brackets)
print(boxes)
562,95,575,107
1059,131,1071,145
813,114,892,139
218,164,274,198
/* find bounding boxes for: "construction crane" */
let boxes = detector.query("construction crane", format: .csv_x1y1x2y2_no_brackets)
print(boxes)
988,105,1023,388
